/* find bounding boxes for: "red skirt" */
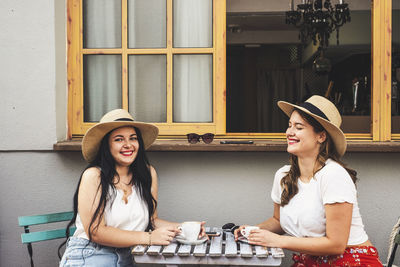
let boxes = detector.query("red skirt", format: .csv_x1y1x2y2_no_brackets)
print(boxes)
291,246,383,267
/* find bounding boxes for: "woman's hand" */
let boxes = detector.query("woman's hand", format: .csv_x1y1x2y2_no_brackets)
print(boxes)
247,229,281,248
199,221,207,239
150,226,180,245
234,224,249,241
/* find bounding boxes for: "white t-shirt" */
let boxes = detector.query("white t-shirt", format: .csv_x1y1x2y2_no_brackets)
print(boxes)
74,185,149,240
271,159,368,245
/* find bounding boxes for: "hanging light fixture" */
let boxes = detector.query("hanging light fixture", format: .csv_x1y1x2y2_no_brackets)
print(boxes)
285,0,351,49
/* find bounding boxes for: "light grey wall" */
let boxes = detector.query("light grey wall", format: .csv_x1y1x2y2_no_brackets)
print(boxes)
1,151,399,266
0,0,60,150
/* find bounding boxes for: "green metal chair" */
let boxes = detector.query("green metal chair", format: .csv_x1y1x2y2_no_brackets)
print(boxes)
18,211,76,267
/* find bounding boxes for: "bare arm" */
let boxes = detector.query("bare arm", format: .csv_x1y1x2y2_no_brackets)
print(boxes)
249,202,352,255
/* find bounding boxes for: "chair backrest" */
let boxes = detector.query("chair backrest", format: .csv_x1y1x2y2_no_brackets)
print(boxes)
387,217,400,267
18,211,76,267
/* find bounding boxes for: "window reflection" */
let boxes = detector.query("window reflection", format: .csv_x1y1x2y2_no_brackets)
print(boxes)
226,7,372,133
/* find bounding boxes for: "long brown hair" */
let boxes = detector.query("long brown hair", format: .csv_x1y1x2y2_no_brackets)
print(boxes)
280,109,357,206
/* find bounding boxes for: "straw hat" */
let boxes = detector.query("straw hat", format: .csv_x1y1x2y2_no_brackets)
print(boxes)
277,95,347,156
82,109,159,162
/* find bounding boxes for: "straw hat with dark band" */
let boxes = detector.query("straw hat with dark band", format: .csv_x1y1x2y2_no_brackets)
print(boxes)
82,109,159,162
277,95,347,156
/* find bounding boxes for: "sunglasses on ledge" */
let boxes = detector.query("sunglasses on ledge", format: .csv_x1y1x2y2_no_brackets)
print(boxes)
186,133,215,144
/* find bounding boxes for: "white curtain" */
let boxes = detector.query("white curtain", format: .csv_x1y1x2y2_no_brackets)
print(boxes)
173,0,212,47
83,0,122,121
83,0,121,48
84,55,122,122
128,0,166,48
83,0,213,123
174,55,213,122
173,0,213,122
128,55,167,122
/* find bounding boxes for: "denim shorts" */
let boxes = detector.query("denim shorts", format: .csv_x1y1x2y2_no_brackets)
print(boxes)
59,236,136,267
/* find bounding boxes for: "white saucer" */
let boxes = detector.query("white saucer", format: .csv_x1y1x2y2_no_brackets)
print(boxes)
175,236,208,245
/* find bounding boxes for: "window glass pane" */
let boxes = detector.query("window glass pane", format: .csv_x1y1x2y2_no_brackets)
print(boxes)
392,2,400,133
173,0,212,48
226,4,371,133
83,55,122,122
173,55,213,122
128,0,166,48
128,55,167,122
83,0,121,48
330,9,371,133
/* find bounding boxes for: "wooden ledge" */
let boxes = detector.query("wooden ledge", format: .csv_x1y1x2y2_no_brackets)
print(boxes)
54,139,400,152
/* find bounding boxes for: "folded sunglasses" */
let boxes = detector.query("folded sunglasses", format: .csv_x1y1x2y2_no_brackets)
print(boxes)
186,133,214,144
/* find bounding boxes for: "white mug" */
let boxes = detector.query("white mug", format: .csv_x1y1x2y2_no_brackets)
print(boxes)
240,226,259,239
178,221,201,242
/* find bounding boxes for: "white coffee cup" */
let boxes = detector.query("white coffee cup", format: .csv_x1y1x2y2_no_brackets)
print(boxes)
240,226,259,239
178,221,201,242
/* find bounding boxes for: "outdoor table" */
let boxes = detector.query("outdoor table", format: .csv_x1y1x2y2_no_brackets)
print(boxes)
132,228,284,266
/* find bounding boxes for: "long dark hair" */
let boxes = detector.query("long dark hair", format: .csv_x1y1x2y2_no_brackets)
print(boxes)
280,109,357,206
59,126,156,254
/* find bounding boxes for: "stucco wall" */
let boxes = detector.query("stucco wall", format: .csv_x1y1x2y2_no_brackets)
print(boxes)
0,0,65,150
0,151,399,266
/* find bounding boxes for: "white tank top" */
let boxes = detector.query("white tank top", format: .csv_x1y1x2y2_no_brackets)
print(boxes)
74,185,149,240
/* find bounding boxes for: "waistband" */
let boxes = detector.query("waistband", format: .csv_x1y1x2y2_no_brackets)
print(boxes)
67,236,131,252
344,246,379,257
292,246,380,265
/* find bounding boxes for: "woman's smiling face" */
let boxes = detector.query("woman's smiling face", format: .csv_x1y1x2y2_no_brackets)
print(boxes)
108,126,139,167
285,110,326,158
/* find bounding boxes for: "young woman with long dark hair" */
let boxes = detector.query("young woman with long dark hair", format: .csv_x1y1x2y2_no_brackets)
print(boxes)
234,96,383,266
60,109,205,266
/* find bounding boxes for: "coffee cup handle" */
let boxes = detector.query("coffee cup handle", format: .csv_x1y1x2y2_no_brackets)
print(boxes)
177,226,185,239
240,229,248,237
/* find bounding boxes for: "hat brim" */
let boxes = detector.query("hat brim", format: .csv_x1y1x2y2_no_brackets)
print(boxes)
277,100,347,156
82,121,159,162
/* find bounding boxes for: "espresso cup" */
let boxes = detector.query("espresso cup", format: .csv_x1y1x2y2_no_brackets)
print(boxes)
240,226,259,239
178,221,201,242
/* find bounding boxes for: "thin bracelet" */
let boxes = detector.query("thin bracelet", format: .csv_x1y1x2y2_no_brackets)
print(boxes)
148,230,152,245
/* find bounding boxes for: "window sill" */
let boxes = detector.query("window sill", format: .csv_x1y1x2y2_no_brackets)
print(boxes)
54,139,400,152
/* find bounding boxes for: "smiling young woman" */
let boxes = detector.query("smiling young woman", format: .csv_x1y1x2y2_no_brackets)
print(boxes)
235,96,383,267
59,109,206,267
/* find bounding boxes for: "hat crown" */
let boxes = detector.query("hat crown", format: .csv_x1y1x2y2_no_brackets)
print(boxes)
100,109,134,123
305,95,342,127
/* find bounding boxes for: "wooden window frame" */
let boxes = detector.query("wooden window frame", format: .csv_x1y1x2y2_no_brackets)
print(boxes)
67,0,226,139
67,0,397,142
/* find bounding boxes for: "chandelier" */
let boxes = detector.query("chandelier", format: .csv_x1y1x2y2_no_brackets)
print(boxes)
285,0,351,49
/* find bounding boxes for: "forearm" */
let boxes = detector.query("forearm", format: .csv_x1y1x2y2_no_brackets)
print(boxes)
90,226,150,248
257,217,285,235
153,217,180,229
278,235,346,256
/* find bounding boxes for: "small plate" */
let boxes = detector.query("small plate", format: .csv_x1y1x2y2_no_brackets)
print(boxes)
175,236,208,245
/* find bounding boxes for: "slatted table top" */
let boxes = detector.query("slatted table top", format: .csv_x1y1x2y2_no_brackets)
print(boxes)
132,228,284,266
